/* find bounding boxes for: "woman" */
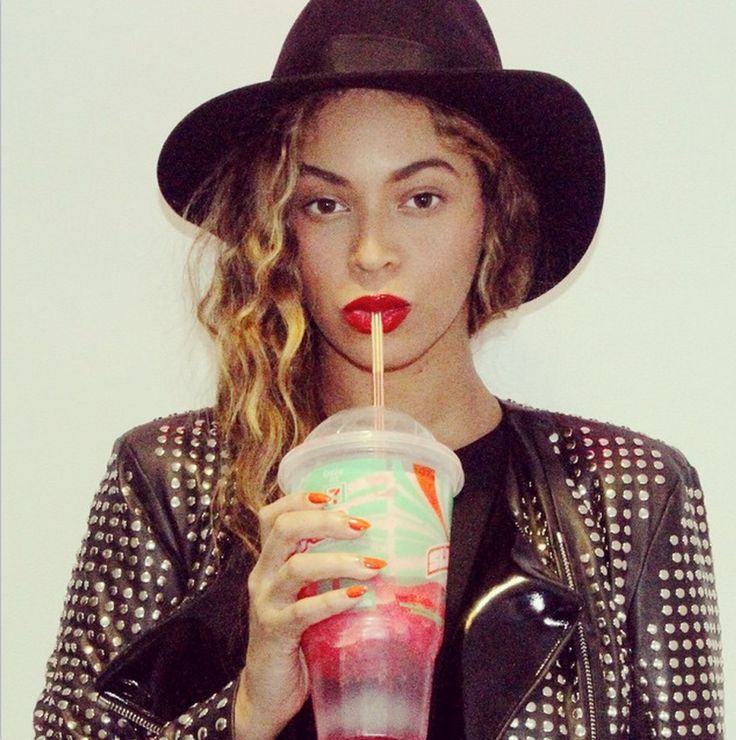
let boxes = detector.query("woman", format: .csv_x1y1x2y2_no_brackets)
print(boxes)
34,1,723,738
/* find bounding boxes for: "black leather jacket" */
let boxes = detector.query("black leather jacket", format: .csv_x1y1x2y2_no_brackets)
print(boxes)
34,401,725,738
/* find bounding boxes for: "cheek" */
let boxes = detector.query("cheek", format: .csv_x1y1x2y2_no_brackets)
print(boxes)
293,220,348,286
438,211,485,290
295,243,343,325
293,225,324,290
418,246,480,326
297,257,326,314
460,203,486,283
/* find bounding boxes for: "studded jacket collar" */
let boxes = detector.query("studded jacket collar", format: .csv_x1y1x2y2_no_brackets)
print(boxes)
34,401,724,739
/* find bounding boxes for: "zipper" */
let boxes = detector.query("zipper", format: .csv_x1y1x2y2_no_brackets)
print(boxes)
97,690,164,736
556,531,598,740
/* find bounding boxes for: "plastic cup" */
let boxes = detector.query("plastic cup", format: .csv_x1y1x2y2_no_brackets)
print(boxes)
277,407,464,740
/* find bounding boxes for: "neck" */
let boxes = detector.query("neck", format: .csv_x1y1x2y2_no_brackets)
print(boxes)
317,336,502,450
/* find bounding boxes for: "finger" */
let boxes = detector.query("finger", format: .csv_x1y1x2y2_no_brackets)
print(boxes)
258,510,372,576
258,490,335,541
270,552,387,604
270,583,371,638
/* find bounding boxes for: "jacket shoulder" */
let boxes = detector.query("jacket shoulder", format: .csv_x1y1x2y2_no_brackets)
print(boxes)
501,399,695,483
106,408,225,571
116,408,217,452
112,408,220,479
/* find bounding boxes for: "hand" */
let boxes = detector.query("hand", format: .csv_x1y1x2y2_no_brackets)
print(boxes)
233,491,385,739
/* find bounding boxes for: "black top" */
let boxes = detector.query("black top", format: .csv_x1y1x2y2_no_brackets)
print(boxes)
428,417,516,739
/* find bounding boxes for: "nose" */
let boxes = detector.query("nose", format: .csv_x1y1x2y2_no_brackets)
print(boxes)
350,211,399,274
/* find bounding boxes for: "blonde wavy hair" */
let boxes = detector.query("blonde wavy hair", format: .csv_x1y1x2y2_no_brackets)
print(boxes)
190,90,539,556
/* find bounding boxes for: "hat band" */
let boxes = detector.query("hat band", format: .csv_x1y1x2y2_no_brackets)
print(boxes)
320,34,439,74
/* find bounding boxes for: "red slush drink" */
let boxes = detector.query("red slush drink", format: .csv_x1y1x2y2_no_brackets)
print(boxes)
301,577,444,740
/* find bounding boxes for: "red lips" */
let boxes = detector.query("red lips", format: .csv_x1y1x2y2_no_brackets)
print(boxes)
342,294,411,334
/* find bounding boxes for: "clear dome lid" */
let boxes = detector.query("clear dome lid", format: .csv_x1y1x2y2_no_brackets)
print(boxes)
305,406,436,440
278,406,464,494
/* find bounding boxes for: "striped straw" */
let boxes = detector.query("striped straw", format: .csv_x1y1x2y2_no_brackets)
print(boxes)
371,312,385,430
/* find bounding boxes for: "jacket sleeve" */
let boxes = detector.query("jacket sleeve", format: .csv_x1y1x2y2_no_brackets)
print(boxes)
33,435,240,739
627,463,725,738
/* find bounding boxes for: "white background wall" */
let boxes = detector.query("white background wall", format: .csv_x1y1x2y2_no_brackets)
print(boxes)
3,2,734,736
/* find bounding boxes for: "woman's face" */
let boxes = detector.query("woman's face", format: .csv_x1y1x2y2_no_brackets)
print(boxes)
290,89,485,372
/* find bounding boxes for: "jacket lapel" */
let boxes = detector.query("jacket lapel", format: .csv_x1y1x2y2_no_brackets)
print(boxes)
442,472,499,645
461,534,581,740
443,402,582,739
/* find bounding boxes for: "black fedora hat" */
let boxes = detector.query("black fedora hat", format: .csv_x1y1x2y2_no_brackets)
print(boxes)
157,0,604,301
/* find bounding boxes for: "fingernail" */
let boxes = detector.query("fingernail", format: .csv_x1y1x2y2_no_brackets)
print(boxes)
346,585,368,599
361,557,387,570
348,517,371,531
307,492,330,504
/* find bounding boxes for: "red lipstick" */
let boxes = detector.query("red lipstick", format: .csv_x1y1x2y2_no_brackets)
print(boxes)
343,294,411,334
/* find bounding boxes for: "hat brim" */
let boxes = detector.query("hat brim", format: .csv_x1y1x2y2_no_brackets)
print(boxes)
157,69,604,301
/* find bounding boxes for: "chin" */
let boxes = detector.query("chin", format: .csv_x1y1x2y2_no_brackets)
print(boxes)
365,345,433,374
318,332,419,373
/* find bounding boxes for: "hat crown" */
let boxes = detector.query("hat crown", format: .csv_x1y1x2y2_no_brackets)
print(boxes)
273,0,502,79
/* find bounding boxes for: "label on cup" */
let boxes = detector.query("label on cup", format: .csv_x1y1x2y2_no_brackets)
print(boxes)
297,455,454,619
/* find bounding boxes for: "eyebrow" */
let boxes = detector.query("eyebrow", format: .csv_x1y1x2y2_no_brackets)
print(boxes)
298,158,460,186
390,158,459,182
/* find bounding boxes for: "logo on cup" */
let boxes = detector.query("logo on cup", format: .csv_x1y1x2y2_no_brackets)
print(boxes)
426,544,450,576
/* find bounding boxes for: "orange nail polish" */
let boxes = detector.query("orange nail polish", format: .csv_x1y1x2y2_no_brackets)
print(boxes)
346,584,368,599
361,557,387,570
307,492,330,504
348,517,371,531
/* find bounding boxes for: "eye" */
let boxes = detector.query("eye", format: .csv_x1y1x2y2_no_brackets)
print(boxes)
403,192,442,210
304,198,348,216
